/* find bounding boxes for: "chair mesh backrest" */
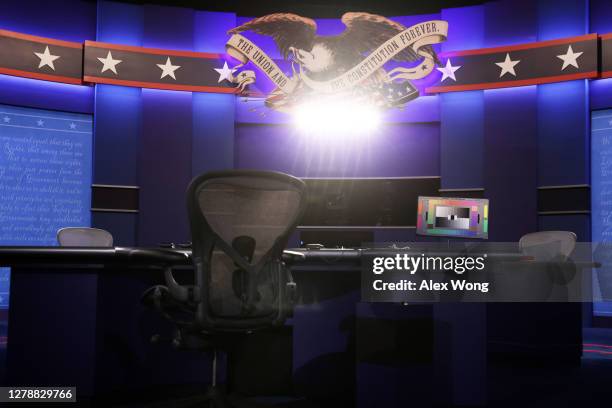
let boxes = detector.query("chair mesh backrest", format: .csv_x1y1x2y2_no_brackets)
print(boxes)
57,227,114,247
189,171,305,319
198,177,302,263
519,231,576,261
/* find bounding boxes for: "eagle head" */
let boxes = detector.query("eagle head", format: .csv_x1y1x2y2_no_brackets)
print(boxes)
290,43,335,74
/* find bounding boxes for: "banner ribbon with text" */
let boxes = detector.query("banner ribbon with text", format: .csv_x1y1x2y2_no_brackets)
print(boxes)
225,20,448,94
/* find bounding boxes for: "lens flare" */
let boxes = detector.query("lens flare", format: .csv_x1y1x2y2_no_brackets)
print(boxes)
293,98,382,135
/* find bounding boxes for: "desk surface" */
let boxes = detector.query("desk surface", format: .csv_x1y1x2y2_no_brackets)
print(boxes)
0,245,543,269
0,246,365,268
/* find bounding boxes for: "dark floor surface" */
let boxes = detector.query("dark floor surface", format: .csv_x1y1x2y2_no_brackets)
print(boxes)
2,328,612,407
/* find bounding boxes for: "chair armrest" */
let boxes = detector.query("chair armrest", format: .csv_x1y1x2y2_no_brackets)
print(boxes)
164,266,201,303
282,250,306,265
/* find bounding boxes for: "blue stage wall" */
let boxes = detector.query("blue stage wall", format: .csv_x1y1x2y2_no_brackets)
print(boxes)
92,2,236,247
0,0,98,391
0,0,600,245
1,0,612,400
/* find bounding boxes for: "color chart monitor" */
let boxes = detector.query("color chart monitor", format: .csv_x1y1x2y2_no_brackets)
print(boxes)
416,197,489,239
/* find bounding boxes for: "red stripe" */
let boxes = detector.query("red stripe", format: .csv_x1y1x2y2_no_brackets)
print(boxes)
237,90,266,98
83,75,237,93
601,70,612,79
0,67,82,85
0,29,82,49
440,33,597,58
583,343,612,349
600,33,612,40
426,71,598,93
584,349,612,355
85,40,222,59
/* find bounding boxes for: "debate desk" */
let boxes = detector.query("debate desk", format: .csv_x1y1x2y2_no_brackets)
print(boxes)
0,246,587,406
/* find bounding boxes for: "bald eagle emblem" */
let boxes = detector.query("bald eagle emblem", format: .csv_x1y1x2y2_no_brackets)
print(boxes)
223,12,448,111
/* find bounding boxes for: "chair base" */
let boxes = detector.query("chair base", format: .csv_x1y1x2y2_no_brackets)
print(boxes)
204,385,232,408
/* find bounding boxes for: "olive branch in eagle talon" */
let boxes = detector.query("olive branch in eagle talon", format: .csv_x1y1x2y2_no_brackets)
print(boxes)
228,12,441,84
234,70,256,92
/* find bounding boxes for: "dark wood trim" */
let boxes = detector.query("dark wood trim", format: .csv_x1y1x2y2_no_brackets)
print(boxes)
537,184,590,214
537,184,590,190
91,184,139,189
91,184,140,213
91,208,139,213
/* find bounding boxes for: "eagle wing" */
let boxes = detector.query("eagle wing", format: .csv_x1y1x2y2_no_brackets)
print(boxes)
228,13,317,60
339,12,439,64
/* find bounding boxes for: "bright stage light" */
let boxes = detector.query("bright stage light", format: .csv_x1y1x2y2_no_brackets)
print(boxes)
293,99,382,134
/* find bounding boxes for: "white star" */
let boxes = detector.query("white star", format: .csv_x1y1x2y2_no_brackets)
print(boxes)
557,45,583,71
2,116,10,123
69,122,76,129
97,51,122,74
495,53,520,77
34,46,60,71
214,62,236,83
36,119,44,126
157,57,180,80
436,59,461,82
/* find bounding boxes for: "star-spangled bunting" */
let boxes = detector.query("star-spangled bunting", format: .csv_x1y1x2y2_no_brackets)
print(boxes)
427,34,598,93
0,28,606,95
157,57,181,80
0,29,82,83
0,112,91,133
436,59,461,82
214,62,236,83
495,53,520,77
366,80,418,107
34,46,60,71
557,45,583,70
97,51,122,74
82,40,236,92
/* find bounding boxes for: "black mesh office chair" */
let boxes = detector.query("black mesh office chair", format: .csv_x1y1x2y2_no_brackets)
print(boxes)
519,231,577,261
143,170,307,407
489,231,581,364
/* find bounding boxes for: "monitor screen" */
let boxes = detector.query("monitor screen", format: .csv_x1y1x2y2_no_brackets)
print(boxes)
416,196,489,239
